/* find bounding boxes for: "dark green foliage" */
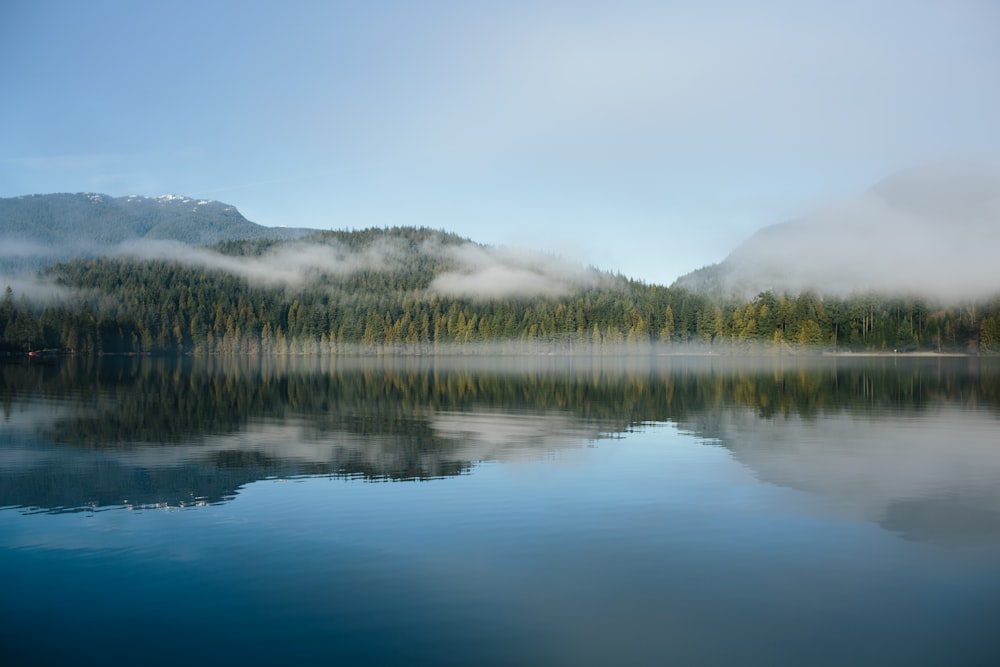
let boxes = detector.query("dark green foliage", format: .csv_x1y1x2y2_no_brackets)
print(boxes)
1,227,997,355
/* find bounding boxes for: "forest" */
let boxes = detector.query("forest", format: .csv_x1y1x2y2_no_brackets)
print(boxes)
2,227,999,356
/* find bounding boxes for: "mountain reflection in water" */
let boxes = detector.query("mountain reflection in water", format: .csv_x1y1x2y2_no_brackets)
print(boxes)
3,354,1000,667
1,354,999,548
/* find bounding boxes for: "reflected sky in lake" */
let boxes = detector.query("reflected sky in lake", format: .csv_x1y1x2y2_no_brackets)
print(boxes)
1,355,999,666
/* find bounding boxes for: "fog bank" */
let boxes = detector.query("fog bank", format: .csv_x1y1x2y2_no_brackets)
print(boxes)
429,243,612,298
705,163,1000,301
114,237,610,298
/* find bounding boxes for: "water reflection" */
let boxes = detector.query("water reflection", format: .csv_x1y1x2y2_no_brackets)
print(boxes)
2,355,999,545
689,406,1000,545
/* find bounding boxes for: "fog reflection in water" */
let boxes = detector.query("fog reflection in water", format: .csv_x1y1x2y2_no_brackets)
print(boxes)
696,406,1000,545
2,355,999,528
1,354,999,666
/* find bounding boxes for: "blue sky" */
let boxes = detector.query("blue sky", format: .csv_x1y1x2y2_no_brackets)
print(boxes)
1,0,997,285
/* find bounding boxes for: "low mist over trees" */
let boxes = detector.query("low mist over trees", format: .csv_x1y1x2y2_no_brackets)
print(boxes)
676,163,1000,302
2,227,998,355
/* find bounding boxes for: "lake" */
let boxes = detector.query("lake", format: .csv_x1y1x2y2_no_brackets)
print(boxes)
2,354,999,666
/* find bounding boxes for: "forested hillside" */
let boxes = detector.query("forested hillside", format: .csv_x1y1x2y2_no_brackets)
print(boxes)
2,226,999,355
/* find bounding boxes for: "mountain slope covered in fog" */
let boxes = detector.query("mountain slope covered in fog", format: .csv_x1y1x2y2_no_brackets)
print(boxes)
2,170,1000,355
674,163,1000,301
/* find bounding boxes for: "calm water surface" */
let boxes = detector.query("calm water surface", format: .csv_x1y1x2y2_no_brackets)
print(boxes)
2,355,999,666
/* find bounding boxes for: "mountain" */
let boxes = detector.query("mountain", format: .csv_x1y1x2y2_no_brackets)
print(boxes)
0,192,311,272
674,162,1000,302
1,178,998,355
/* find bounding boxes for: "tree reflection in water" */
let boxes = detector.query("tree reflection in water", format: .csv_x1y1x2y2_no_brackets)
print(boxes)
1,354,998,535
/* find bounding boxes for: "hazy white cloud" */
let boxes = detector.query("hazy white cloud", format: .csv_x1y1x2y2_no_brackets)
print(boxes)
0,238,52,258
715,162,1000,300
115,237,411,287
429,243,613,299
0,273,76,303
110,236,611,298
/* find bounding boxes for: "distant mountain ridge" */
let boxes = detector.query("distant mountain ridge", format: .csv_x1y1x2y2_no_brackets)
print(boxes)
0,192,311,272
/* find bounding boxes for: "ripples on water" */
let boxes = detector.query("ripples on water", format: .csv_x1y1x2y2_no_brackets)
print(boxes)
1,355,999,666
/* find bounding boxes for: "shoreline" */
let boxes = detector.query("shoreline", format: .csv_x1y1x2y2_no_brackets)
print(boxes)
820,351,975,358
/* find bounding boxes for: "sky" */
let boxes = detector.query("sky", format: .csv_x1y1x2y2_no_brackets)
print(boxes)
1,0,998,286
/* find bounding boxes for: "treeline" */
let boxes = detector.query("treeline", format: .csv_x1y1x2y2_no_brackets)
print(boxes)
6,356,998,453
2,234,999,355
